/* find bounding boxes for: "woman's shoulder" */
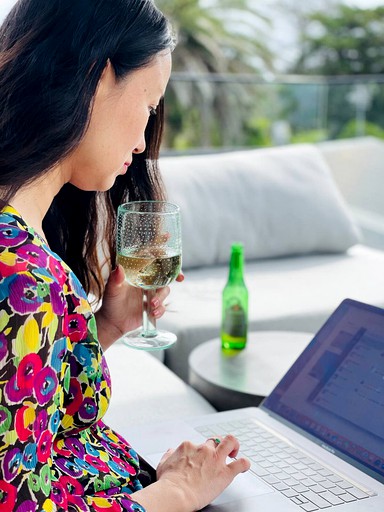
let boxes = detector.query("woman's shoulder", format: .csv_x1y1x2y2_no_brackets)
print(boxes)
0,205,92,313
0,206,55,274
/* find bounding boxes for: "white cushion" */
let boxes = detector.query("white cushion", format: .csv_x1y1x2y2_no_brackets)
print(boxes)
160,144,360,269
319,136,384,216
159,245,384,380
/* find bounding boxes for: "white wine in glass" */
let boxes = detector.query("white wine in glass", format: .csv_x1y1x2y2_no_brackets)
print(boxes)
116,201,182,350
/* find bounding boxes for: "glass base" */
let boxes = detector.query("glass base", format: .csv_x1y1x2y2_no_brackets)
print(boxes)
121,327,177,351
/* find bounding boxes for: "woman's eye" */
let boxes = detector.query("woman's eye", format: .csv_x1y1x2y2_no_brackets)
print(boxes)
149,106,157,116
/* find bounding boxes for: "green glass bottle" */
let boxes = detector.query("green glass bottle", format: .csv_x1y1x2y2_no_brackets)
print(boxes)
221,243,248,351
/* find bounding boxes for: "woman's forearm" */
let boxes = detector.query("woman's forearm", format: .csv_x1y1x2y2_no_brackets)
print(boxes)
131,479,195,512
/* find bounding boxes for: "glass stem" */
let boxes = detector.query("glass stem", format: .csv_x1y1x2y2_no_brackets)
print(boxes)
142,289,157,338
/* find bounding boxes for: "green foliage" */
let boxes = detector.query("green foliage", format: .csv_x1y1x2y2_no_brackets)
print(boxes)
292,5,384,140
291,129,328,144
243,116,273,147
156,0,275,149
158,0,274,73
338,120,384,140
158,2,384,149
294,5,384,75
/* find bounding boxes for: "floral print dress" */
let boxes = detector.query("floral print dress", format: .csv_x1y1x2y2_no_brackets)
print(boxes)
0,206,147,512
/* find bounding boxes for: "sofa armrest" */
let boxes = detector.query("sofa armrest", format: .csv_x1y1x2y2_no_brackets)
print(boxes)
102,344,216,431
351,207,384,251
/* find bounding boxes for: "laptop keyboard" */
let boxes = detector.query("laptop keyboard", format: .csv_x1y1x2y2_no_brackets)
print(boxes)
195,419,376,510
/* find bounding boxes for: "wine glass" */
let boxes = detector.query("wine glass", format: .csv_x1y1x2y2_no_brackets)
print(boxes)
116,201,182,350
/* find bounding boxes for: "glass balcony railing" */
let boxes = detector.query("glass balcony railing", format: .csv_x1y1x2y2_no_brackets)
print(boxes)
162,73,384,151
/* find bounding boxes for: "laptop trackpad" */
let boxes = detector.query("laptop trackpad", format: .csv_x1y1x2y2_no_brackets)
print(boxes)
146,452,273,505
212,468,273,505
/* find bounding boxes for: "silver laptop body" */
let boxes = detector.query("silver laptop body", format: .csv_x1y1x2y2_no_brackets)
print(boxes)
127,299,384,511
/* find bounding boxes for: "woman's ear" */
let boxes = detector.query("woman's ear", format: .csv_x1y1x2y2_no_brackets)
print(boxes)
95,59,117,100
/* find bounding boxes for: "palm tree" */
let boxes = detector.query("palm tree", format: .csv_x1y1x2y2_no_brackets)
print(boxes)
157,0,274,148
159,0,273,73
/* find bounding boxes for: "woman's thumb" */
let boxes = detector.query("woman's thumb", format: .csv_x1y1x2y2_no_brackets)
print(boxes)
105,265,125,291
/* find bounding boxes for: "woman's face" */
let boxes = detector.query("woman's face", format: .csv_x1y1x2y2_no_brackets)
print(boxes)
64,51,172,191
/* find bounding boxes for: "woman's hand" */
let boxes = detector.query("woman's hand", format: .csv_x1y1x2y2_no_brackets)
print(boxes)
95,265,184,351
157,435,250,510
132,435,250,512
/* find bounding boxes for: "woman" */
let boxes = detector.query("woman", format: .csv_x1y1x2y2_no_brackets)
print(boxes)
0,0,249,511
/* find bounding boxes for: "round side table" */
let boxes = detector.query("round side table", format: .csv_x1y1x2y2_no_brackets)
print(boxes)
188,331,313,411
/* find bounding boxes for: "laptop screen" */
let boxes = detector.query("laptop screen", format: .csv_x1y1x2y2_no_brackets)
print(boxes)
262,298,384,483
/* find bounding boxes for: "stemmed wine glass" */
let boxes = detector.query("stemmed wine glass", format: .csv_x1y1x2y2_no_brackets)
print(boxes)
116,201,182,350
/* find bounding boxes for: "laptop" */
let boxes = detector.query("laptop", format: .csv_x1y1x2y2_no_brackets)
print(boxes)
127,298,384,511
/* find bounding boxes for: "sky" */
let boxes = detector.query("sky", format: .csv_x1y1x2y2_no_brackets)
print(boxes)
0,0,14,19
346,0,384,5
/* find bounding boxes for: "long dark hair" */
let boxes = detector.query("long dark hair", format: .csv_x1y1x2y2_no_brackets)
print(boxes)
0,0,174,299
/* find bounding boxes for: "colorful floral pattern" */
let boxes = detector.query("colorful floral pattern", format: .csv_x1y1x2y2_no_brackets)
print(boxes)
0,206,146,511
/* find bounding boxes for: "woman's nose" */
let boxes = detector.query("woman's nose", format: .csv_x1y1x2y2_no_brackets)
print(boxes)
133,136,146,154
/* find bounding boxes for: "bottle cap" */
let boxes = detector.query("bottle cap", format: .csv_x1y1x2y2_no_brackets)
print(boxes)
231,243,243,253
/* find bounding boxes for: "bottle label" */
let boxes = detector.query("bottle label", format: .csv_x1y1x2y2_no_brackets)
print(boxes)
223,302,247,337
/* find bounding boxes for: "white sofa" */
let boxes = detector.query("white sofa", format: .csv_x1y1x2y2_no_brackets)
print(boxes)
156,137,384,381
103,344,215,429
319,137,384,251
104,137,384,430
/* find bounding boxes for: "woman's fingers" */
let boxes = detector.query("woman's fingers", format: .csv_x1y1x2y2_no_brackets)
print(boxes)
215,435,250,475
205,434,243,460
205,437,222,447
150,286,170,318
156,435,250,510
228,456,251,475
158,447,175,466
149,272,184,318
216,434,240,459
205,435,249,471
